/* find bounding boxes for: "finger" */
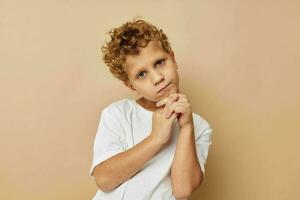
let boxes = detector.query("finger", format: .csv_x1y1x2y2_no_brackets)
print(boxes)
177,93,188,101
166,93,188,105
164,97,180,118
176,98,188,103
156,98,168,107
164,101,173,118
165,105,186,119
164,101,176,118
168,112,179,122
164,95,180,112
165,102,187,118
156,93,179,107
173,105,186,115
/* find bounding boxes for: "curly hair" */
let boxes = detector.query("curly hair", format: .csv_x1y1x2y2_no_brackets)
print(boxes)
101,18,174,83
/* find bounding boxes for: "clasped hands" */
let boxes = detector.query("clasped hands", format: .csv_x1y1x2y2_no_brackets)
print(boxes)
156,92,193,128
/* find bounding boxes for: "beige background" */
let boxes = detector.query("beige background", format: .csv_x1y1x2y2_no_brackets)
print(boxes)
1,0,299,199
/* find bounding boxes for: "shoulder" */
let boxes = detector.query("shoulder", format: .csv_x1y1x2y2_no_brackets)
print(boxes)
101,98,133,116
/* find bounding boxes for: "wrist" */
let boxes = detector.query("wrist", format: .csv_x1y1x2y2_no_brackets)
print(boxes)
148,134,167,149
180,121,194,131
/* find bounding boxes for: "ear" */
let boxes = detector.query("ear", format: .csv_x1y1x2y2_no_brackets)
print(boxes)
124,81,136,91
169,51,178,70
170,50,177,64
124,81,140,96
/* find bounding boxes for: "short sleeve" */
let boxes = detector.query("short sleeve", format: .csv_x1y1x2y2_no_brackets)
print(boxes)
89,108,126,177
194,114,213,176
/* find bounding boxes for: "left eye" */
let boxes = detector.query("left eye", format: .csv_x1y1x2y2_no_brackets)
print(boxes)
156,59,165,66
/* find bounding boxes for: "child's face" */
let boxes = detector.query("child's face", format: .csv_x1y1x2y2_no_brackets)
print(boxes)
124,40,179,102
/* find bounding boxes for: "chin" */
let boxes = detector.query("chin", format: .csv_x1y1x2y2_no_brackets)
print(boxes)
167,87,179,95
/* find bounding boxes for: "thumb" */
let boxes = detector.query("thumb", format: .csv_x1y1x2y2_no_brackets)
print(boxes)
168,112,179,122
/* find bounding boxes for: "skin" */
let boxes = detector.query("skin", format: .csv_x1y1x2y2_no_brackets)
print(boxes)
93,40,202,197
124,40,193,129
123,40,203,198
124,40,180,112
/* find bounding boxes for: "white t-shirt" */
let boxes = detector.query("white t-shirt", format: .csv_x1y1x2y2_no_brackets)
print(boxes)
89,98,213,200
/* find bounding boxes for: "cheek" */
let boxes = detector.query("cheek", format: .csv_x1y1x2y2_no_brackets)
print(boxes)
170,69,179,80
136,83,153,94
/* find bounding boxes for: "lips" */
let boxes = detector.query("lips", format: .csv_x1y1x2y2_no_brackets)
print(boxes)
157,82,172,94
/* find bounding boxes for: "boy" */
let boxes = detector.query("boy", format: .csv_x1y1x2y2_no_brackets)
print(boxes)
89,18,213,200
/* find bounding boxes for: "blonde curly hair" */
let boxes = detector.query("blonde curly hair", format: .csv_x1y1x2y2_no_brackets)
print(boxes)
101,18,174,83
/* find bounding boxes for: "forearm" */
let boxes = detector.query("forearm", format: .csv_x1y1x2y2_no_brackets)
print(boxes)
171,123,203,198
93,134,164,192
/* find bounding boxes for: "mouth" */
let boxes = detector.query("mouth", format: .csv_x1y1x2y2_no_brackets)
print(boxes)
157,82,172,94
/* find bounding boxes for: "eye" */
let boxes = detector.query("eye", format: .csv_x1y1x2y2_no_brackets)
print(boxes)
136,71,146,79
155,58,165,67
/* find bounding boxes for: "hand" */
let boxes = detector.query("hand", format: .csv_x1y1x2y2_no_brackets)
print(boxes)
156,92,193,128
150,107,179,147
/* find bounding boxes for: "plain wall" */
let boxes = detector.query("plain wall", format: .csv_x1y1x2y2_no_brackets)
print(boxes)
1,0,299,199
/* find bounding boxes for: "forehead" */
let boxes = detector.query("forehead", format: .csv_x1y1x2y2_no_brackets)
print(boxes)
124,41,168,75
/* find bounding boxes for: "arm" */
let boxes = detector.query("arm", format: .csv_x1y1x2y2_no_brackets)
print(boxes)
156,93,203,199
92,134,164,192
170,122,203,199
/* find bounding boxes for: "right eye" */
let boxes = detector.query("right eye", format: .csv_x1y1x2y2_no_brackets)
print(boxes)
137,71,146,79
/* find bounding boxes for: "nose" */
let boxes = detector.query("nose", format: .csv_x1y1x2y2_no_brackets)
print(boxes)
151,70,164,85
